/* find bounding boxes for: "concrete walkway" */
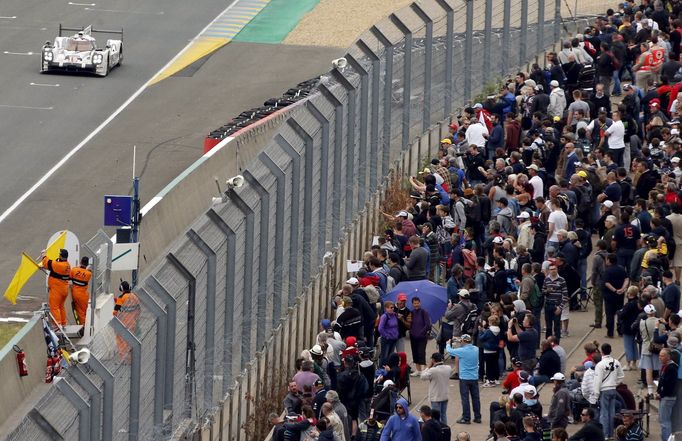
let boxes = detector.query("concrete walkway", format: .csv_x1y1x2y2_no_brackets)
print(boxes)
402,303,662,439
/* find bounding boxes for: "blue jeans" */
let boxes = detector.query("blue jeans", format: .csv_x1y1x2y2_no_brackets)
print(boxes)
623,334,640,362
544,304,561,343
380,338,398,366
600,389,619,437
660,397,675,441
431,400,448,425
577,259,587,291
459,379,481,421
531,374,549,387
613,68,622,95
532,306,542,348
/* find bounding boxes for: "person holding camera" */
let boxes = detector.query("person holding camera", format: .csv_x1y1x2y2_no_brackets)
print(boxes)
446,334,482,424
506,314,539,373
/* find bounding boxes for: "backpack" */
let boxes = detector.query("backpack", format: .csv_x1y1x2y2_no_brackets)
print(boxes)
462,249,477,278
436,223,451,245
482,271,495,301
461,303,479,335
608,51,621,71
529,280,543,309
464,196,482,224
438,421,451,441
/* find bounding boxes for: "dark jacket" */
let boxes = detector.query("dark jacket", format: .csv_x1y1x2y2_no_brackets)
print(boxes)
657,360,679,398
620,298,641,336
568,419,604,441
337,368,369,412
410,308,432,339
318,429,336,441
538,348,561,377
635,169,660,199
420,419,441,441
352,290,378,334
523,433,543,441
334,307,363,339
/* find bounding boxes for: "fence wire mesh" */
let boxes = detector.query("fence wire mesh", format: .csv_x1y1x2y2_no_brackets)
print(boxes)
5,0,597,440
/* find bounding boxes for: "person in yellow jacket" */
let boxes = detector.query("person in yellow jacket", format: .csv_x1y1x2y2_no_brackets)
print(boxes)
113,281,141,360
41,249,71,326
70,256,92,326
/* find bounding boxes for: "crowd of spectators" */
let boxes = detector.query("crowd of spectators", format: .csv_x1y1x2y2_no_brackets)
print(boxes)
270,1,682,440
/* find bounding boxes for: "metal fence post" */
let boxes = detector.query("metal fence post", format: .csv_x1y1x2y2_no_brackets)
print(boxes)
521,0,529,64
464,0,474,101
136,286,168,431
205,208,237,394
69,365,101,441
186,229,217,408
538,0,545,53
318,84,344,246
166,252,197,419
275,134,302,302
146,276,177,409
356,39,381,190
502,0,511,74
258,152,287,325
287,118,315,283
555,0,561,42
369,26,393,173
224,189,255,368
411,3,433,130
346,54,370,207
111,318,142,441
305,101,332,260
330,69,358,226
389,13,412,149
88,356,114,441
483,0,493,83
54,379,91,441
435,0,454,118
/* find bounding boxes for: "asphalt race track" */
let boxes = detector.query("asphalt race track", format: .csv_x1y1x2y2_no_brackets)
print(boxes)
0,0,341,317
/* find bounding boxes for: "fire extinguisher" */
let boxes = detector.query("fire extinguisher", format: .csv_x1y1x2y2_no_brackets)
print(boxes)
13,345,28,377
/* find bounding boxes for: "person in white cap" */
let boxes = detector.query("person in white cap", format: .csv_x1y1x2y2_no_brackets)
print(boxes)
527,164,544,199
640,303,662,397
517,211,534,250
548,80,567,119
547,372,571,429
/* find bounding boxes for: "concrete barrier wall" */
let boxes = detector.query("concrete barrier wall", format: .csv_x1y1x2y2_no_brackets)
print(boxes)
0,318,46,426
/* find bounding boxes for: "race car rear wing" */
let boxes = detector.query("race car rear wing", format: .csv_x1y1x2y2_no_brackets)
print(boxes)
58,24,124,41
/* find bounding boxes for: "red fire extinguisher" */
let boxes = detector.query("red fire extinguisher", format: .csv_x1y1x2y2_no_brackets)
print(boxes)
13,345,28,377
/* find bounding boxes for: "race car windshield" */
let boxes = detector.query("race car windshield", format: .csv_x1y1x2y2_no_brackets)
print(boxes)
65,38,94,52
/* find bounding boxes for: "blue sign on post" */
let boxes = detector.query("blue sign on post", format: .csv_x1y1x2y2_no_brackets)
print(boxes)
104,195,132,226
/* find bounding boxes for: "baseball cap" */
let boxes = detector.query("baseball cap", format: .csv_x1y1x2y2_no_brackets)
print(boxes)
314,378,325,387
577,170,588,178
517,211,530,219
449,123,458,131
524,385,537,396
524,79,537,87
550,80,559,87
396,210,408,217
473,103,483,109
321,319,332,329
553,116,561,122
493,236,504,244
550,373,566,381
346,277,359,286
461,334,472,342
603,200,614,208
644,304,656,314
458,289,470,298
527,164,539,171
397,293,408,302
464,188,474,197
382,380,395,389
598,107,608,114
623,84,633,91
519,370,530,381
672,157,681,163
440,138,452,145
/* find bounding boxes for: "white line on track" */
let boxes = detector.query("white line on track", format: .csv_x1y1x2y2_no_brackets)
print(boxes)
30,82,60,87
84,7,164,14
0,104,53,110
0,0,241,225
3,51,34,55
68,2,96,5
0,16,17,19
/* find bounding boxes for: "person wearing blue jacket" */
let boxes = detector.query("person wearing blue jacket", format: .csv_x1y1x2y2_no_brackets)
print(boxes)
379,397,422,441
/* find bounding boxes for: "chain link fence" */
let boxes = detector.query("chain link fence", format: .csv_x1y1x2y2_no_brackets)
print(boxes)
4,0,596,440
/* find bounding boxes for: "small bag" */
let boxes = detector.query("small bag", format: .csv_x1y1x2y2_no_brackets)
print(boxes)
649,341,664,354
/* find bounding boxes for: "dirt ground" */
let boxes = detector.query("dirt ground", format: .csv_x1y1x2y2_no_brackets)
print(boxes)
283,0,414,48
284,0,610,49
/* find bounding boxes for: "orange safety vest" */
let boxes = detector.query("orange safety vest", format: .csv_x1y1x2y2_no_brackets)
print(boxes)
650,47,665,68
70,266,92,294
42,256,70,287
113,292,141,331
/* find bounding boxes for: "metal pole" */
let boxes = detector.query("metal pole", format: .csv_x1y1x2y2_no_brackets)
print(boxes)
503,0,511,74
520,0,529,64
389,14,412,149
464,0,474,101
538,0,545,53
412,3,433,131
555,0,562,42
131,146,140,288
484,0,493,83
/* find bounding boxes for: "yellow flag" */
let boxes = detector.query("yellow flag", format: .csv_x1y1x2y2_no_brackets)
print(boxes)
45,231,67,261
4,253,41,304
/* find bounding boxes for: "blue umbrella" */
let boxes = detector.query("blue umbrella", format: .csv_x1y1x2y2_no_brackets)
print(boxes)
385,280,448,320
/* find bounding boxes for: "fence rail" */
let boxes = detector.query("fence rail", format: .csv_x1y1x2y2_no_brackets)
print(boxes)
4,0,594,439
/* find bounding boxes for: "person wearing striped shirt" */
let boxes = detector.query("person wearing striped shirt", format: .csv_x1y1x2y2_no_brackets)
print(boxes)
542,264,568,343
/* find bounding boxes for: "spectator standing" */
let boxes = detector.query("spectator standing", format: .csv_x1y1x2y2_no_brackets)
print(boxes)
395,294,412,353
420,353,452,424
378,301,400,366
506,314,538,373
658,348,678,441
542,264,568,342
409,297,432,376
640,304,661,397
547,373,571,429
405,236,428,280
604,110,627,167
602,253,630,339
446,334,482,424
594,343,625,439
661,271,681,320
284,381,303,416
621,287,643,371
379,398,421,441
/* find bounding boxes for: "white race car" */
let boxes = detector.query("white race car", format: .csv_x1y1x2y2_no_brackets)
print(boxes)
41,25,123,77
